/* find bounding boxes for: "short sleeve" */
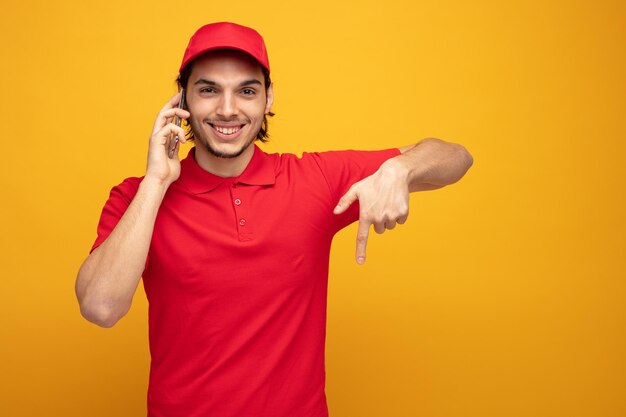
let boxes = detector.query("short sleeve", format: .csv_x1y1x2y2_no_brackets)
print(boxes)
309,148,401,232
90,177,143,253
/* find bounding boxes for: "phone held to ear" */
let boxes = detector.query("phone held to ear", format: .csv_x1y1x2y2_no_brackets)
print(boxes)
168,89,186,159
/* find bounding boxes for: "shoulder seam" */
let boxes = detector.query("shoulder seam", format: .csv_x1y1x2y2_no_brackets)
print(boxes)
307,153,335,201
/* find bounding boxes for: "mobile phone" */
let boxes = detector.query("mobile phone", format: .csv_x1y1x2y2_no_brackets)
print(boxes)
168,89,186,159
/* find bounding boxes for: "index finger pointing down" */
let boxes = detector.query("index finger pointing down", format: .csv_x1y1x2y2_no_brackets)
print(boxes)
355,219,371,265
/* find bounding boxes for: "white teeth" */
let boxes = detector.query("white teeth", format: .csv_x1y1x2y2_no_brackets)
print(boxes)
214,125,241,135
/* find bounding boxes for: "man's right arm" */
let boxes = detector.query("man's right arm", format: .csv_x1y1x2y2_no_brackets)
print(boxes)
75,93,189,328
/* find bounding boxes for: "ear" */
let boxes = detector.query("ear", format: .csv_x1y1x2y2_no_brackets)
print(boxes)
264,82,274,114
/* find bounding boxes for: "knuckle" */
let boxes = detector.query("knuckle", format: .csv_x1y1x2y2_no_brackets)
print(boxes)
392,204,408,216
359,212,372,222
370,215,380,223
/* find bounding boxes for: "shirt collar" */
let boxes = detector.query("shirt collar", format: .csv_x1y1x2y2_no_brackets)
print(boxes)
178,144,276,194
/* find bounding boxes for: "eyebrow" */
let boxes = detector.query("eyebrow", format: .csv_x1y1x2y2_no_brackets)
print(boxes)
193,78,263,87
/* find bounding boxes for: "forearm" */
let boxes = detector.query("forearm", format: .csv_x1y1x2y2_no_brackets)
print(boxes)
75,177,168,327
389,138,473,192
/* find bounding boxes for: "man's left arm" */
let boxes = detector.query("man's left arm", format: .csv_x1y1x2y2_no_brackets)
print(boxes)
333,137,473,264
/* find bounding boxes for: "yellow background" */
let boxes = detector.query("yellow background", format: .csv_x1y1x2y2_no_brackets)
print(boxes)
1,0,624,416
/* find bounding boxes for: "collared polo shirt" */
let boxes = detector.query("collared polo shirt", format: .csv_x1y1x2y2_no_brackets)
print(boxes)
92,144,400,417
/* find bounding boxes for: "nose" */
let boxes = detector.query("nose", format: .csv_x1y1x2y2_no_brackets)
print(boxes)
216,92,238,119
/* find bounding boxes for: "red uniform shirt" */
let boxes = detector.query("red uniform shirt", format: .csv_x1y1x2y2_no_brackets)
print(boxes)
92,145,400,417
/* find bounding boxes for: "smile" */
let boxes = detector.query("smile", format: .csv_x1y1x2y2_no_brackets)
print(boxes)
210,124,244,135
208,122,247,141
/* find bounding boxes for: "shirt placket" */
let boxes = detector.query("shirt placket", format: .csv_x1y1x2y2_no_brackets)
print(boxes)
230,182,254,241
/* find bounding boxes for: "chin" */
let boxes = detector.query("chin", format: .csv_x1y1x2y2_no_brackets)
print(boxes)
203,137,255,159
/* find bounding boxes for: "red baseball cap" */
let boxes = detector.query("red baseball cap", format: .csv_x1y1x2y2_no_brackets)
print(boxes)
179,22,270,74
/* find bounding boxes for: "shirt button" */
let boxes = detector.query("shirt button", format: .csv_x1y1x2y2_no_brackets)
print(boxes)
234,198,242,206
239,218,246,226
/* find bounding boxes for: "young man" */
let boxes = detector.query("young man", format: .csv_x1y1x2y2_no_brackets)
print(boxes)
76,22,472,417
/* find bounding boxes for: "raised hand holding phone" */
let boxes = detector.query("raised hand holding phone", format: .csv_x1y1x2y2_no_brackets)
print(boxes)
145,92,190,187
168,89,186,159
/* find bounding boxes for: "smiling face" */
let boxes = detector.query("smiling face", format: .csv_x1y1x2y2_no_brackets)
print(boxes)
184,50,274,174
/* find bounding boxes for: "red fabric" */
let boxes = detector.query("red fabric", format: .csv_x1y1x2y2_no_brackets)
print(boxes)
180,22,270,73
91,145,400,417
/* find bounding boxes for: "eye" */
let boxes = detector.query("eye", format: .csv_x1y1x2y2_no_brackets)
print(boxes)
241,88,256,96
200,87,216,94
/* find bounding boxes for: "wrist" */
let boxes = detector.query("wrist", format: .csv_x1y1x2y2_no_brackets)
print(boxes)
380,157,410,184
140,175,172,196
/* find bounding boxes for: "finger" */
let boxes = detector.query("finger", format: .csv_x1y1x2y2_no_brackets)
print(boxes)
152,94,187,135
153,123,186,146
162,108,191,135
397,213,409,225
373,221,386,234
156,93,183,123
334,186,359,215
385,220,397,230
160,92,183,112
355,219,371,265
153,109,190,136
161,108,191,121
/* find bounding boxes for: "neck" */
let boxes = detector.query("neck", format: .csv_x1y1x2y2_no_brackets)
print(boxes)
193,142,255,177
